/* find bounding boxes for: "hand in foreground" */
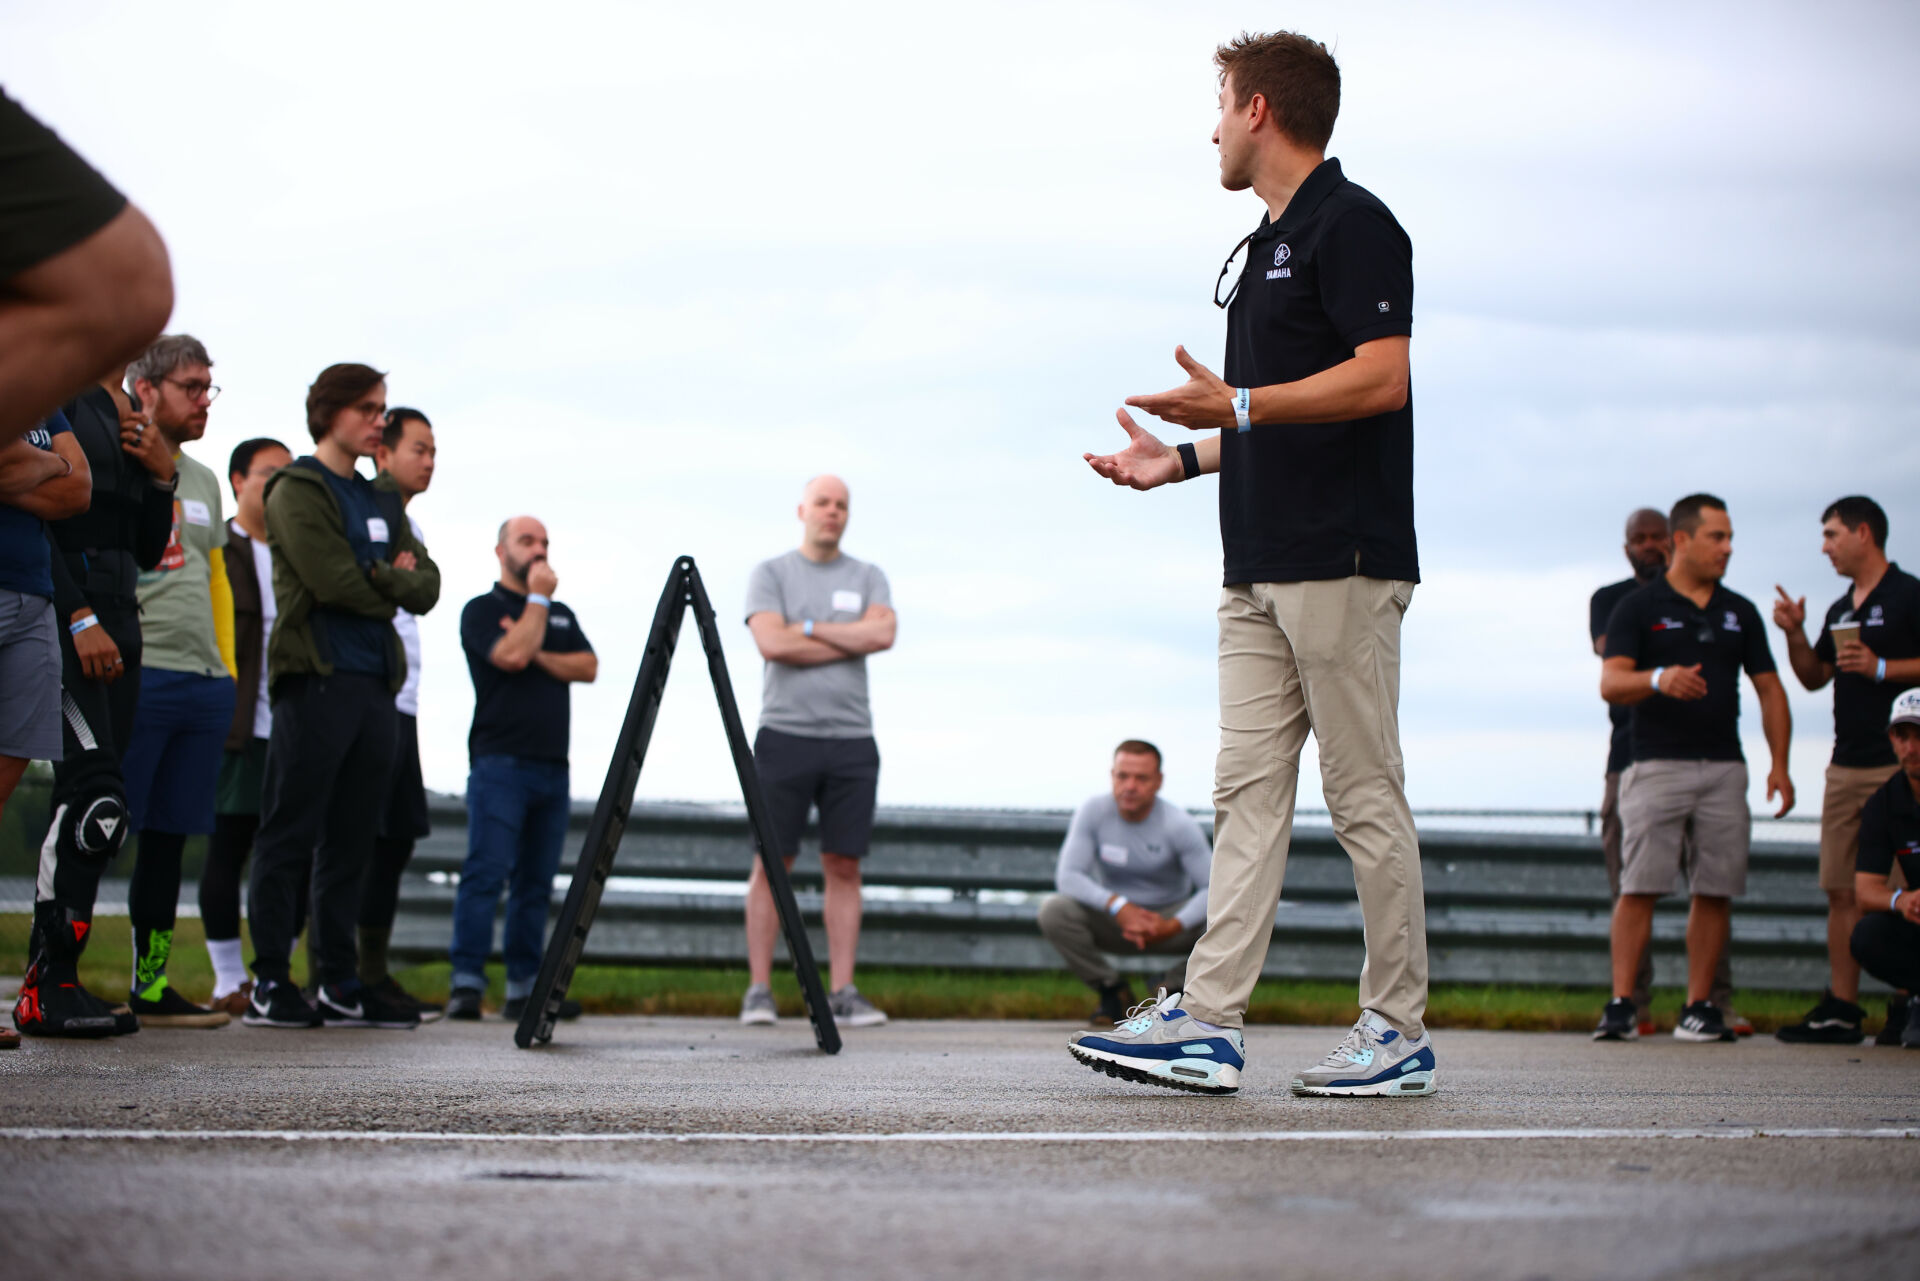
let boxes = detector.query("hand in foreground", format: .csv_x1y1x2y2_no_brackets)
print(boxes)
1657,664,1708,700
71,612,124,684
1770,586,1806,634
527,560,559,597
1901,891,1920,925
1767,764,1795,818
391,550,418,572
1085,411,1181,491
1834,640,1880,677
1123,346,1236,431
119,407,174,483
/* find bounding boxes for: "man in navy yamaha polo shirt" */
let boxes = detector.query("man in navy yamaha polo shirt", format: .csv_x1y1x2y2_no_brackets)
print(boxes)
1599,494,1793,1044
1077,31,1434,1099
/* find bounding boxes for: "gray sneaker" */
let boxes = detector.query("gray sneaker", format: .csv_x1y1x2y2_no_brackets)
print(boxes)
1067,988,1246,1093
739,983,777,1026
1291,1009,1437,1097
828,984,888,1028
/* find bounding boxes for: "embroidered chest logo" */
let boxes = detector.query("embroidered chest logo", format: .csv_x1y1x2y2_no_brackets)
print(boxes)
1266,243,1292,280
1653,618,1686,632
1722,611,1741,632
1868,605,1885,626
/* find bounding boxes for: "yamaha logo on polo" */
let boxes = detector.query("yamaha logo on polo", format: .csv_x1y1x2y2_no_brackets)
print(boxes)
1723,611,1741,632
1266,243,1292,280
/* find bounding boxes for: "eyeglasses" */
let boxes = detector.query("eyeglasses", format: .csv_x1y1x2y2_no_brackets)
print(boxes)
352,400,388,419
162,377,221,403
1214,232,1254,309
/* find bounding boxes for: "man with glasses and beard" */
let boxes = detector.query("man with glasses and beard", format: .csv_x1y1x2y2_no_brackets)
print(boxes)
1597,494,1793,1044
445,516,596,1022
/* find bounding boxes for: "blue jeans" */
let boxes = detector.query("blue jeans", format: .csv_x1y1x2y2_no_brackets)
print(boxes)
449,754,571,998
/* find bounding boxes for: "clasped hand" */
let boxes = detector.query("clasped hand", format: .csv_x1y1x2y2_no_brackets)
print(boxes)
1114,901,1182,950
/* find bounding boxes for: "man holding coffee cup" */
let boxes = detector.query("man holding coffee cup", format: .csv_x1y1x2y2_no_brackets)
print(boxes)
1773,496,1920,1044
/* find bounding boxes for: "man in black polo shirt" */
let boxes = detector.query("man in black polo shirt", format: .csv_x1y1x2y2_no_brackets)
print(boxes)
1849,689,1920,1049
1598,494,1793,1043
446,516,596,1021
1772,496,1920,1044
1077,31,1434,1098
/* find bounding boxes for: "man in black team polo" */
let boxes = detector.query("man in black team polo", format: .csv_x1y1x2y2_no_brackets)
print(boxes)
1598,494,1793,1044
1848,688,1920,1049
1078,31,1433,1098
1772,496,1920,1044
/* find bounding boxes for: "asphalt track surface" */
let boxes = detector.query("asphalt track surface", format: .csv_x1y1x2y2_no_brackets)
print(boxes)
3,1016,1917,1280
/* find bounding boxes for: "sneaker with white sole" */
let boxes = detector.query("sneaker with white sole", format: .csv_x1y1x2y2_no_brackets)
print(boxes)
1673,1000,1736,1043
1067,988,1245,1094
1291,1010,1437,1097
739,983,777,1026
318,980,419,1030
829,984,888,1028
1594,996,1640,1042
242,979,321,1029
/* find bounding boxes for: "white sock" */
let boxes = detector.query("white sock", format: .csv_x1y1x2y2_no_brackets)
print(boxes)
207,937,248,999
1188,1016,1228,1033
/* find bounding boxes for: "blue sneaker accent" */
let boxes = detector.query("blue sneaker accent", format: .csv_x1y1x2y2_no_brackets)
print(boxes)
1291,1010,1438,1098
1321,1044,1435,1088
1068,990,1246,1094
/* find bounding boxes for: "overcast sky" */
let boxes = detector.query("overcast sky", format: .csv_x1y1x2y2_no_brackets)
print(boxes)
7,1,1918,814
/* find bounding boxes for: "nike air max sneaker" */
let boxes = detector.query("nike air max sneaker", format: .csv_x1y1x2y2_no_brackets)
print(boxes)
242,978,322,1029
318,980,419,1029
1067,989,1246,1094
1291,1010,1437,1097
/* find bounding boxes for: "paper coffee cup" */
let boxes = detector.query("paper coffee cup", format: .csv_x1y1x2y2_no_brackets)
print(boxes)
1830,620,1862,651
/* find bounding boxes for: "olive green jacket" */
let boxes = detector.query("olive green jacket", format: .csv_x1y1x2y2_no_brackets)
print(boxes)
262,462,439,692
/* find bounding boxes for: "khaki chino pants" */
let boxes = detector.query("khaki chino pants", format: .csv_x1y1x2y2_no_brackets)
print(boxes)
1181,577,1429,1035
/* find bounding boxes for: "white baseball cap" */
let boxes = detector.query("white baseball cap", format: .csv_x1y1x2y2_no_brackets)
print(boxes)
1891,688,1920,730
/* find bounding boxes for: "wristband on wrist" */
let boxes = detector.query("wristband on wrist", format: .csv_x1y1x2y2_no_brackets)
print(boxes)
69,614,100,636
1232,387,1252,432
1876,657,1887,682
1649,666,1665,694
1107,896,1129,916
1176,442,1200,481
803,619,814,637
526,593,552,609
1894,888,1905,912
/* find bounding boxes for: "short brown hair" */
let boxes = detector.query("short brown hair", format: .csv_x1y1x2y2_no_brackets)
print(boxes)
1215,30,1341,151
1114,740,1162,770
1669,493,1728,538
305,363,386,442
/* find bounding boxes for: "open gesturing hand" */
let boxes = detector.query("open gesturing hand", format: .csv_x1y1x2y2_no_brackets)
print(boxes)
1123,346,1236,431
1771,586,1806,634
1084,410,1181,491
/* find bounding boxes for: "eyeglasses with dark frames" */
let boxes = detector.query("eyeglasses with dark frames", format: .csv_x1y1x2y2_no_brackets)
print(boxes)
162,376,220,403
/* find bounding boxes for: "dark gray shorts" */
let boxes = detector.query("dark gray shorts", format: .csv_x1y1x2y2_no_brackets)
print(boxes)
0,590,60,760
752,727,879,860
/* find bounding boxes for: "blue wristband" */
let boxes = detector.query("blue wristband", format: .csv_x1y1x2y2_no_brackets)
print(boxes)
1233,387,1252,432
69,615,100,637
1877,658,1888,682
526,593,552,609
803,619,815,637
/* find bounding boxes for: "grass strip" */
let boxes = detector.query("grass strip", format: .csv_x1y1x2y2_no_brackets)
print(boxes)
0,914,1866,1034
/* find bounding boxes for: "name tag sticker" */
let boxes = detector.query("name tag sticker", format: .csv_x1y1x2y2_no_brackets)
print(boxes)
366,517,390,543
1098,843,1130,866
831,589,862,614
181,499,211,527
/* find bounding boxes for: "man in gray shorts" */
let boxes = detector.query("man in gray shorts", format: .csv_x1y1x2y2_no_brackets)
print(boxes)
1598,494,1793,1043
739,475,896,1029
1039,740,1212,1024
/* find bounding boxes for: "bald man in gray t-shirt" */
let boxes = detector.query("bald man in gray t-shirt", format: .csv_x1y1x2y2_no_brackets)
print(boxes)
739,475,897,1030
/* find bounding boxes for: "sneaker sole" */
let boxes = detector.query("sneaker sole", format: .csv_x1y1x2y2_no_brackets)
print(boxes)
1291,1070,1437,1098
835,1011,888,1028
1593,1027,1640,1042
17,1018,119,1038
1773,1027,1864,1045
135,1012,233,1029
1068,1042,1241,1094
1672,1027,1737,1043
739,1009,777,1026
321,1018,419,1030
240,1014,321,1029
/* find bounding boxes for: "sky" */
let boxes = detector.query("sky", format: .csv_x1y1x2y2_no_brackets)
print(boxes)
6,1,1918,815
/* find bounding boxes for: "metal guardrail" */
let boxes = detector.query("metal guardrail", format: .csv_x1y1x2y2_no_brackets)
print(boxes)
380,795,1850,993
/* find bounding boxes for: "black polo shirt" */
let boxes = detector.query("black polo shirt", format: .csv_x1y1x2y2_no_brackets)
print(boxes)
1218,158,1416,586
1603,576,1776,763
1812,563,1920,768
461,585,594,765
1590,575,1651,775
1856,769,1920,885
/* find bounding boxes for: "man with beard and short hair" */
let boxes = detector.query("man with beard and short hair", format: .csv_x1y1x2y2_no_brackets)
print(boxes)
1597,494,1793,1044
1772,496,1920,1045
243,364,440,1031
445,516,596,1021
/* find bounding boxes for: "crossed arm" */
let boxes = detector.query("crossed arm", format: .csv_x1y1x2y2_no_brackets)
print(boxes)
1,433,90,519
748,604,896,667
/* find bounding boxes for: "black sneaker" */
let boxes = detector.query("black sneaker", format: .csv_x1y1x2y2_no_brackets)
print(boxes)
503,995,581,1022
12,962,122,1038
1674,1000,1737,1043
242,979,322,1029
318,980,419,1029
445,986,484,1021
1092,980,1136,1026
1593,997,1639,1041
368,976,445,1024
128,983,231,1029
1774,990,1866,1044
1875,994,1909,1047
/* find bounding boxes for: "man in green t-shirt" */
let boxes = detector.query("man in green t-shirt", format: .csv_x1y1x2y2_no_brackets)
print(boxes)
119,335,237,1028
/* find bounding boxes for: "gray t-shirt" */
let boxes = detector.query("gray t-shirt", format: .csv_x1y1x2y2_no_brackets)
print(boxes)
744,549,892,739
1055,794,1212,929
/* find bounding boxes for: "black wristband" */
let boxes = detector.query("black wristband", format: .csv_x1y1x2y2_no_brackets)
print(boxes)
1176,442,1200,481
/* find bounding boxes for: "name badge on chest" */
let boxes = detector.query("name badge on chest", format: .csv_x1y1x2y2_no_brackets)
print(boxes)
1098,843,1130,866
831,589,862,614
182,499,211,527
366,516,390,544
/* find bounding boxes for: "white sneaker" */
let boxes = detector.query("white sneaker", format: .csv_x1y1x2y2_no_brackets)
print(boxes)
1290,1010,1437,1097
739,983,777,1026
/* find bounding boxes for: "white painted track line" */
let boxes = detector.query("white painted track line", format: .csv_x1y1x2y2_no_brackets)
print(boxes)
2,1126,1914,1144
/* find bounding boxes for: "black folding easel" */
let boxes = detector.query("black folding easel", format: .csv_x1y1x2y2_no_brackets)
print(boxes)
514,556,840,1054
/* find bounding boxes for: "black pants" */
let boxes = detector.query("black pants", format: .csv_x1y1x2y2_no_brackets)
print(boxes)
1851,911,1920,992
247,673,396,987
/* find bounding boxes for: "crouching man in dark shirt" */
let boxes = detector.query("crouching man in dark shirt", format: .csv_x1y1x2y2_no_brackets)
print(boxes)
1850,689,1920,1049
